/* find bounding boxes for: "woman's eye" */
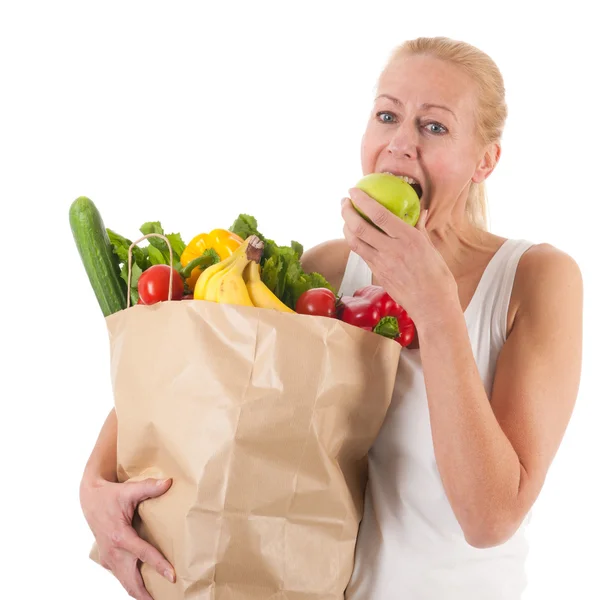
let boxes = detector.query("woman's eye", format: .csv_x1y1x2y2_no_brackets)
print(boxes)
425,122,447,135
376,111,396,123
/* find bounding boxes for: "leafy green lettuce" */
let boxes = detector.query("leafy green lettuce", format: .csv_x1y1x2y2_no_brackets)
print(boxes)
229,213,333,310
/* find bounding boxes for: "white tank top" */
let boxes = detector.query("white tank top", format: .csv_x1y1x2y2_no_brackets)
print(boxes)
341,238,536,600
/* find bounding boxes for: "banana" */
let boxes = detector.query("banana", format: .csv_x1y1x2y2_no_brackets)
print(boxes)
194,235,254,301
194,256,233,300
216,254,255,306
203,255,240,302
243,260,295,313
195,234,265,308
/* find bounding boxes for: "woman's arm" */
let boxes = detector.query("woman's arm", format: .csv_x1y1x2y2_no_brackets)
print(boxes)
417,244,583,548
80,408,119,488
300,238,350,293
340,190,583,548
80,408,176,597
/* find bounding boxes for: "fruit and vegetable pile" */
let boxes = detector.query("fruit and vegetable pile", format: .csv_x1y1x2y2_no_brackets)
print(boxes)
70,181,416,347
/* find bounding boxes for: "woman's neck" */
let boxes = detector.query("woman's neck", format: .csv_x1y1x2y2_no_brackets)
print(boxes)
426,213,498,281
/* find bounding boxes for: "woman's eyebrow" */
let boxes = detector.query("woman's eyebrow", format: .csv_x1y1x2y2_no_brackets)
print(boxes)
375,94,457,121
421,103,457,120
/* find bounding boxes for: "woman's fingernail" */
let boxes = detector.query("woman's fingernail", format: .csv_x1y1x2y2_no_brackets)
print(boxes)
165,568,175,583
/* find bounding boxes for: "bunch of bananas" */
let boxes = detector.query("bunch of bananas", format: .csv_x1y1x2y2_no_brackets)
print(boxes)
193,234,295,313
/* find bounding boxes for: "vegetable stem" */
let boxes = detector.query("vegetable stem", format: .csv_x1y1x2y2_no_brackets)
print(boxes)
373,316,400,339
180,251,220,277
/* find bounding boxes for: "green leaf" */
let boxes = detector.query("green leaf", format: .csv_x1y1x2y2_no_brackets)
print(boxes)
270,247,291,296
284,274,309,309
284,259,303,286
304,271,335,292
173,260,182,276
228,214,282,263
107,229,150,270
275,249,297,299
140,221,165,236
119,261,143,306
261,238,278,262
131,262,143,288
133,246,150,271
291,240,303,259
107,229,131,263
147,244,167,265
261,255,282,294
139,222,186,265
140,221,169,255
166,233,186,259
229,214,259,240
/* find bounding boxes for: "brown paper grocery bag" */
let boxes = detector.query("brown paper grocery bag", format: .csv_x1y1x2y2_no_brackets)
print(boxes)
90,299,400,599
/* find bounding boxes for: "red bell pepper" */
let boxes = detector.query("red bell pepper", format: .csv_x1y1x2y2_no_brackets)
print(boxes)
337,285,415,347
337,295,381,329
353,285,407,320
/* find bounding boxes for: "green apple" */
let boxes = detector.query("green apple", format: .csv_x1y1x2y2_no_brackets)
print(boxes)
353,172,421,228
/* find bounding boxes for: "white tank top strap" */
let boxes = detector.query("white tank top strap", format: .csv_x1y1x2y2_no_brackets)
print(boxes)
489,238,536,344
337,250,372,296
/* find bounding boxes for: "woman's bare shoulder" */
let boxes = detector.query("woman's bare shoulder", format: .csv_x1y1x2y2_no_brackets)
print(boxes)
514,242,582,300
300,238,351,293
509,241,582,335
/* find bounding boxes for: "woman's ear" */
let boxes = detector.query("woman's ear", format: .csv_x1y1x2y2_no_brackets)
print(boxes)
472,142,501,184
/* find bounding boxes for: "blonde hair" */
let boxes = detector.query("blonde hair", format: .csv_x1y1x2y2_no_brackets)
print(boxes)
379,37,508,231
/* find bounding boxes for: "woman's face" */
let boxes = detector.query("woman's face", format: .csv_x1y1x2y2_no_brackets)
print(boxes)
361,54,495,221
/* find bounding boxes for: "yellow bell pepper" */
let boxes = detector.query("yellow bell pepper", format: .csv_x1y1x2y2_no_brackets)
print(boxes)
180,228,244,288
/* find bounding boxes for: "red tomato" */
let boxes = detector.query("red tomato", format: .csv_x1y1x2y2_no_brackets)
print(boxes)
137,265,184,305
295,287,337,318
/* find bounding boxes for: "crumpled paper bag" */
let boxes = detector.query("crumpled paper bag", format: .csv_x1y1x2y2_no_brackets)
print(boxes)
90,299,400,599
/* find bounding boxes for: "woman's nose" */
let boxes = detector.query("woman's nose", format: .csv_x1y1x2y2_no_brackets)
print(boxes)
387,123,418,159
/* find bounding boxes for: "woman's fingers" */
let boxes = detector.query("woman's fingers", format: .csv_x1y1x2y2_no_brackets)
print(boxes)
121,478,172,512
82,476,176,598
114,526,175,583
416,208,429,230
131,564,156,600
347,188,410,237
342,224,378,265
113,551,156,600
341,198,390,248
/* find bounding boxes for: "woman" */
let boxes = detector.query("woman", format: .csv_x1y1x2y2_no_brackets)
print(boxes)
304,37,582,598
79,37,582,599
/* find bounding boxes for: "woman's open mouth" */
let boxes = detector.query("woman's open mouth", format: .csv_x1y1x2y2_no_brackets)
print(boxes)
381,171,423,199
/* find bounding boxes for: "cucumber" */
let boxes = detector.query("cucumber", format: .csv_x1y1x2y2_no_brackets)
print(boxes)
69,196,128,317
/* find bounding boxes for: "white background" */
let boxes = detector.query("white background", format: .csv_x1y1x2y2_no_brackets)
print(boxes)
1,1,598,598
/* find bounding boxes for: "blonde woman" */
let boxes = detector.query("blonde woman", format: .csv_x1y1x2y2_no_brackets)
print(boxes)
301,37,583,598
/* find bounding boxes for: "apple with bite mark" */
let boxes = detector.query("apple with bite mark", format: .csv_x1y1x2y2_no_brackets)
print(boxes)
353,172,421,228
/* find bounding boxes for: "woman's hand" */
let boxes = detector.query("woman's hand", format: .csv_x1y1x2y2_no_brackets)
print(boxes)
341,188,458,326
80,476,175,600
